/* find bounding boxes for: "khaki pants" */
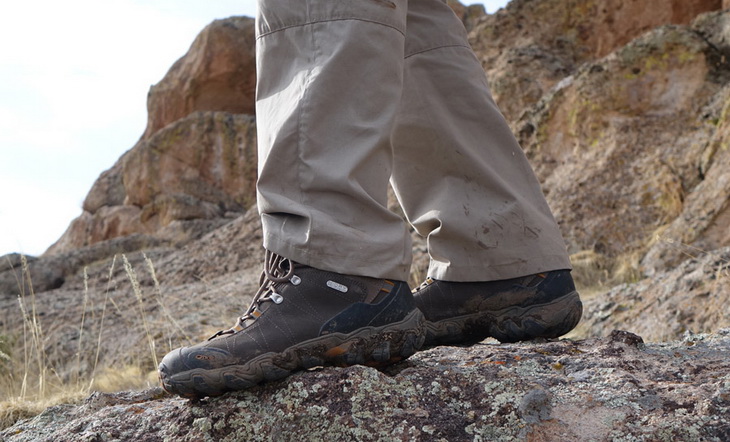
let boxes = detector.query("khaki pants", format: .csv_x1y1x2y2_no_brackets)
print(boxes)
255,0,571,281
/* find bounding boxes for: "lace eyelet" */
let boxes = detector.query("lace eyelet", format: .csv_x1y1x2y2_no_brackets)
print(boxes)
270,292,284,304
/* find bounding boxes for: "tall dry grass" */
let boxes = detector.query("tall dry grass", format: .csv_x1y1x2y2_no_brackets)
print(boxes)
0,253,179,430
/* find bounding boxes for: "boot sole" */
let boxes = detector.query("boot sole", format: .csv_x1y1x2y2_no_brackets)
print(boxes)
424,290,582,346
159,309,426,399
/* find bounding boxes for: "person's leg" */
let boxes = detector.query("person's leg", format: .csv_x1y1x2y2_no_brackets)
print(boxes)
391,0,581,344
256,0,412,281
159,0,425,399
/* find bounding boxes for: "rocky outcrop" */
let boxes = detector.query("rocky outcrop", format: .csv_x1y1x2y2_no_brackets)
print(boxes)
45,16,258,257
45,111,258,256
580,247,730,342
639,12,730,273
471,0,724,123
142,17,257,140
4,330,730,441
516,11,730,285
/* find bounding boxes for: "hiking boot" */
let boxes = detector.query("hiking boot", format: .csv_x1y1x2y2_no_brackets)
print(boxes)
413,270,582,346
159,251,426,399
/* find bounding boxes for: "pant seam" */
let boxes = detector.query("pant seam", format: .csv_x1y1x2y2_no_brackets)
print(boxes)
257,17,406,40
404,43,472,60
294,16,322,226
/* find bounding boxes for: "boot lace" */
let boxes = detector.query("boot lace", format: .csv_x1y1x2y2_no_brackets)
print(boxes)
208,250,296,340
411,277,435,293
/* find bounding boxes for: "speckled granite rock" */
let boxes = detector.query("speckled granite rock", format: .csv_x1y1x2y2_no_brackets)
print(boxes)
4,330,730,441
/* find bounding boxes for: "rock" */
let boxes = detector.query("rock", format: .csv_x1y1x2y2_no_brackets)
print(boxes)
1,235,171,299
125,112,257,218
0,253,66,297
641,81,730,274
471,0,724,123
581,247,730,342
446,0,487,31
46,111,258,256
82,160,126,213
4,330,730,441
44,16,259,258
45,16,258,256
142,16,257,139
517,13,730,281
518,388,552,424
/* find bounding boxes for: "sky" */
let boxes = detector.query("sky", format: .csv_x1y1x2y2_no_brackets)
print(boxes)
0,0,509,257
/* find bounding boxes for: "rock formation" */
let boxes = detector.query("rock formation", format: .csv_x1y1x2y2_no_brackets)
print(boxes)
470,0,724,123
4,330,730,441
581,247,730,342
44,18,259,257
2,0,730,437
45,112,257,258
142,17,257,139
519,13,730,270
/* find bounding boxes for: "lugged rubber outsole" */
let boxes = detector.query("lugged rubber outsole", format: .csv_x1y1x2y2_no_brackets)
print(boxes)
159,309,426,399
424,290,582,346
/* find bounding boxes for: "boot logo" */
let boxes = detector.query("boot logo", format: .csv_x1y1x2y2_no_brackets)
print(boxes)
326,280,349,293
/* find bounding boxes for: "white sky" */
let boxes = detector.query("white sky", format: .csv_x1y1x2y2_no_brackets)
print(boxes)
0,0,509,257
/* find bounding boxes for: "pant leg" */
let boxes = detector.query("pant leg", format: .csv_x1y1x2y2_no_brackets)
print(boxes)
255,0,412,280
391,0,572,281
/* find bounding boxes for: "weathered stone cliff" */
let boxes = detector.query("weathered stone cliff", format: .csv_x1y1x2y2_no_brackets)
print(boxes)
44,17,259,258
469,0,724,123
142,17,257,140
518,12,730,270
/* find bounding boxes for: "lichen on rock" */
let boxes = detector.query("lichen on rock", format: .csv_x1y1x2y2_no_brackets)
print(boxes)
4,331,730,441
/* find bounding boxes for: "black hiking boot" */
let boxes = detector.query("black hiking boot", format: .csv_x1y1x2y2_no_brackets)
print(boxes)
159,251,426,399
413,270,582,346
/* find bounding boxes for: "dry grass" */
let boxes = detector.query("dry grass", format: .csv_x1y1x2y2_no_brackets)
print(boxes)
2,234,727,431
0,391,87,431
568,249,642,300
92,365,160,393
0,253,175,431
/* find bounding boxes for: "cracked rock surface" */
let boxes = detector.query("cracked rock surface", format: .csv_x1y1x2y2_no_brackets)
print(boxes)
4,330,730,441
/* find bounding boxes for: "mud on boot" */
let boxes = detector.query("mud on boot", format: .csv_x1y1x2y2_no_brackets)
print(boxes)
159,251,426,399
413,270,582,346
